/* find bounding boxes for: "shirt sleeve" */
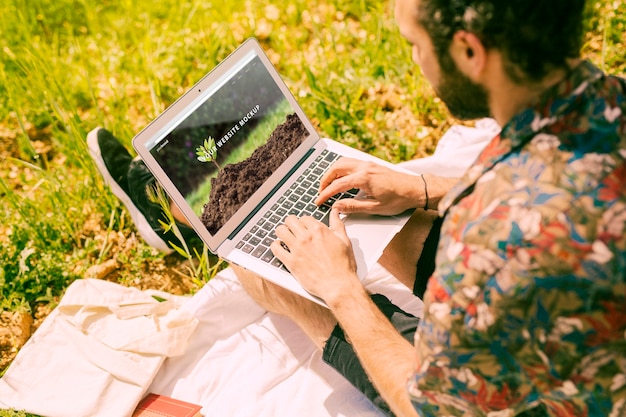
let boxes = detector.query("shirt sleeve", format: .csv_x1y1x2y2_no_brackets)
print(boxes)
407,156,626,416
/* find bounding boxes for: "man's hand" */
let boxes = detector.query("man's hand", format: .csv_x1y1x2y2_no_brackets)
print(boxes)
270,209,360,304
316,157,423,216
267,209,419,417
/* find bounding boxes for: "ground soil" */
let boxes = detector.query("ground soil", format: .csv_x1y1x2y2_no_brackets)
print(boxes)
0,311,32,371
201,113,307,234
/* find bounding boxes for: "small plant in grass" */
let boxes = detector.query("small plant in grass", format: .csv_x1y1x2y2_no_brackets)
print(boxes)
196,137,221,171
146,183,224,288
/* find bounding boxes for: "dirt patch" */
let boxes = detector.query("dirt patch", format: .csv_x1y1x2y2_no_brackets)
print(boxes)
201,113,308,234
0,311,33,371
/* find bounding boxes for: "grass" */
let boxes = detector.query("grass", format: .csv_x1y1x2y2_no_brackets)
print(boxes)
1,0,436,321
0,0,624,415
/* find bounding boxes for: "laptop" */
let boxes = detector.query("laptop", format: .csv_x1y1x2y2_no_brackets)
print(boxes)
133,38,413,306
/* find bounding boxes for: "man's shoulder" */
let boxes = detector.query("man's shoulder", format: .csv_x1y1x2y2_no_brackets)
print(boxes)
541,64,626,159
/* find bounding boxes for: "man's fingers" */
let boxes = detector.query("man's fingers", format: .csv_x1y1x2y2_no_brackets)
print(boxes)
319,157,359,188
275,221,295,243
328,208,354,248
328,208,346,233
317,158,365,203
270,239,291,263
282,215,308,234
316,174,363,205
332,198,379,214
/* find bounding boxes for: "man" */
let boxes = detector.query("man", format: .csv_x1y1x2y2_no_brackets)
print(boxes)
232,0,626,416
88,0,625,414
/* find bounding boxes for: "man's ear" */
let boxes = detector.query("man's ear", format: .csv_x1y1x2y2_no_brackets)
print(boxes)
450,30,487,80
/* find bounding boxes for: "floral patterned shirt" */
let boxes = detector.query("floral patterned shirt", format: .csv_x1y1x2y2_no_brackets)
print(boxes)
408,61,626,416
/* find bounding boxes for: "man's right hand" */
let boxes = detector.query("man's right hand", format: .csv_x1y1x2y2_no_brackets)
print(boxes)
315,157,423,216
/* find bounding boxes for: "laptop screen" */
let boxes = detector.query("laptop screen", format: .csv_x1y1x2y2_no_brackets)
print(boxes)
144,52,309,236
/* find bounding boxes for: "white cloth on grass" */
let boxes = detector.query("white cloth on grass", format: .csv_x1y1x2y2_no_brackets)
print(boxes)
0,279,198,417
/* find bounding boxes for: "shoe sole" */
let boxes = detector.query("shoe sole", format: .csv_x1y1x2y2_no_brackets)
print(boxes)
87,128,173,254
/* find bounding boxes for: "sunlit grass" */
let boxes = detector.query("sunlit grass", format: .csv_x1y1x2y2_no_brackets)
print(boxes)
0,0,623,304
1,0,440,322
0,2,624,409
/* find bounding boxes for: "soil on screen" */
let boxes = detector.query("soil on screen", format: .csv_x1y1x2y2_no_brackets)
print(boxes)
201,113,308,234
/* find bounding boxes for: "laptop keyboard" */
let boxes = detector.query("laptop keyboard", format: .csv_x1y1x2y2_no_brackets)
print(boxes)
235,149,358,270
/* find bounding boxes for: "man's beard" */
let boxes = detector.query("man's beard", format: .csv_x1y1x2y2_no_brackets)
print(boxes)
435,53,491,120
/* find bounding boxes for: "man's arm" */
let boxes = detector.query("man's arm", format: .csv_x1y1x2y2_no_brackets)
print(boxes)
315,157,458,215
326,286,419,417
271,211,420,416
419,174,458,211
234,258,420,417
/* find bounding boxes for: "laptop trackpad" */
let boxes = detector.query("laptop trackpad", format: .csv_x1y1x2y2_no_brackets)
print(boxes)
343,212,411,279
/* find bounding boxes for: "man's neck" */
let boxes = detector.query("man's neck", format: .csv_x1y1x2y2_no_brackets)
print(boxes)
488,57,580,127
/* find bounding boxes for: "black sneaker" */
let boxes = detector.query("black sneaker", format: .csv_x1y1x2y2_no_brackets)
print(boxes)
87,127,200,254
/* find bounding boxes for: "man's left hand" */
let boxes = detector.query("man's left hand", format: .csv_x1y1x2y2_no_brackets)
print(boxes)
270,208,361,304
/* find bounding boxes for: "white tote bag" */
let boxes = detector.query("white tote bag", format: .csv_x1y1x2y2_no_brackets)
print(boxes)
0,279,198,417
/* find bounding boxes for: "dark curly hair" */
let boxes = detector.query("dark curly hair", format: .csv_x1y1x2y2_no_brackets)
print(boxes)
417,0,586,83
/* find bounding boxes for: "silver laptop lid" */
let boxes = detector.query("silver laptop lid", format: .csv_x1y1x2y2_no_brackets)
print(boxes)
133,38,320,252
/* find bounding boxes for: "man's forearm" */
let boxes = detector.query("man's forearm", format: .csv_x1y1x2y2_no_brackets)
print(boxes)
421,174,458,211
328,288,418,417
